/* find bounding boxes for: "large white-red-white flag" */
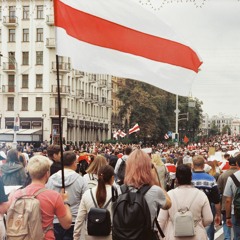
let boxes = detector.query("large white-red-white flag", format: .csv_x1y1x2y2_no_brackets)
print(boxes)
54,0,202,96
129,123,140,135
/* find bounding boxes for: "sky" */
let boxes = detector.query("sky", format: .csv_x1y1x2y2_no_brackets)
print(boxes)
136,0,240,118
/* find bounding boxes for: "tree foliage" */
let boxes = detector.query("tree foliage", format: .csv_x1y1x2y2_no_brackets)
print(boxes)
116,79,203,143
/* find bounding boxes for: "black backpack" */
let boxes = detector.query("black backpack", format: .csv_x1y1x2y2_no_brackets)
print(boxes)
230,174,240,220
112,185,152,240
87,189,112,236
116,158,126,185
77,160,89,176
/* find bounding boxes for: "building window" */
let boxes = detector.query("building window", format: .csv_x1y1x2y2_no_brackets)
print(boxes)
22,97,28,111
9,29,15,42
22,52,29,65
36,51,43,65
22,74,28,88
36,97,42,111
36,74,43,88
23,29,29,42
36,5,44,19
36,28,43,42
9,6,16,21
7,97,14,111
22,6,29,20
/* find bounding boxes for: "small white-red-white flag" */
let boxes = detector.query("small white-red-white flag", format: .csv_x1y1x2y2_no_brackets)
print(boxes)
129,123,140,135
118,130,126,138
164,134,169,140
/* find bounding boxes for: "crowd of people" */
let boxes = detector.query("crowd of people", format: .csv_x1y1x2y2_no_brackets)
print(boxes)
0,134,240,240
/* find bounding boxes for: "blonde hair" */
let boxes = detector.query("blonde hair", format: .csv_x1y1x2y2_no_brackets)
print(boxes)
86,154,108,174
151,153,164,167
27,155,51,179
124,149,154,188
193,155,205,168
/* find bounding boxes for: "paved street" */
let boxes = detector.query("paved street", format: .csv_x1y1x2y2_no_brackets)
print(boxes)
215,225,234,240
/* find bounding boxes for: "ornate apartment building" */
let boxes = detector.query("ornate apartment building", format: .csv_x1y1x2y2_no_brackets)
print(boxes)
0,0,116,145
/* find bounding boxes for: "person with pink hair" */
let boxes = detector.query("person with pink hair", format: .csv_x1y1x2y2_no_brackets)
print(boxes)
122,149,171,236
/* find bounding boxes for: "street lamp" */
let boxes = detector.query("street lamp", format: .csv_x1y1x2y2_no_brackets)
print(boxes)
0,52,19,149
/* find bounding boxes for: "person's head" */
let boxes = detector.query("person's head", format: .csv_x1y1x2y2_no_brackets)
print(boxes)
192,155,205,170
124,149,154,188
86,154,107,174
47,145,61,161
224,153,230,160
7,149,19,163
176,164,192,185
235,154,240,168
27,155,51,181
96,165,114,208
63,151,77,170
166,157,174,164
229,157,237,168
124,146,132,156
151,153,164,167
98,165,114,186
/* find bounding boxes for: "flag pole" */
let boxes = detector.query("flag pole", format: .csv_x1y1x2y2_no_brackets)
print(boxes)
56,54,65,190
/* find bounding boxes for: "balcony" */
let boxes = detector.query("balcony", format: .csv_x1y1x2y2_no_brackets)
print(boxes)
2,62,16,73
75,71,85,78
3,16,18,27
76,89,84,98
50,108,68,116
99,79,107,88
51,85,70,94
85,92,93,102
99,97,107,106
88,74,97,83
46,38,55,48
92,94,99,102
52,62,71,73
1,85,15,93
46,14,54,25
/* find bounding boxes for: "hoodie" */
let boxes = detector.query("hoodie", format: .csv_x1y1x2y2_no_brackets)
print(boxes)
46,169,88,223
1,162,27,186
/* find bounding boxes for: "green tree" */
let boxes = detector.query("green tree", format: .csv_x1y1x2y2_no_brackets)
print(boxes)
222,125,231,135
209,122,219,136
117,79,203,143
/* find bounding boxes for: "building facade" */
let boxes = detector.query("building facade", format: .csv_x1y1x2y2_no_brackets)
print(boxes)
0,0,114,146
200,113,240,136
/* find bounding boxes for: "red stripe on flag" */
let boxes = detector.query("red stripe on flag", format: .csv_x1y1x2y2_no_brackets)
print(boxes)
54,0,202,72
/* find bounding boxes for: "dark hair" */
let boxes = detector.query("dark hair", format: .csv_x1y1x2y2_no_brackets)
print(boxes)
47,145,60,159
96,165,114,208
63,151,76,166
235,154,240,167
7,149,19,163
176,164,192,185
124,146,132,156
224,153,230,158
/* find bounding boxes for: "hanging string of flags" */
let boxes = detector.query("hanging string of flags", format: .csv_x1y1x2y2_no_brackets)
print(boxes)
113,123,140,139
